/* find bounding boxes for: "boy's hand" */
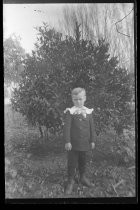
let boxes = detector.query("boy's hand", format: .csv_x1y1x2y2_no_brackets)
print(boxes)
65,143,72,151
91,142,95,149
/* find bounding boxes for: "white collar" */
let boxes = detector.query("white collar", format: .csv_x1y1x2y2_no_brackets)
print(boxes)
64,106,93,114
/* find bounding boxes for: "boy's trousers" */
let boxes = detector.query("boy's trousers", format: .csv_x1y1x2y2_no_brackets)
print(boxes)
67,150,89,180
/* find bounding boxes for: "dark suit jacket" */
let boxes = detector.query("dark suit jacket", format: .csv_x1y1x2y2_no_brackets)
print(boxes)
63,110,97,151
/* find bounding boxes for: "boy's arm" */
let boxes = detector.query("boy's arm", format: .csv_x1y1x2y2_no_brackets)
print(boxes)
63,110,72,143
89,113,97,143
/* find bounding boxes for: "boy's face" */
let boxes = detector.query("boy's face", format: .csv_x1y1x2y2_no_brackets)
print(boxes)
72,92,86,108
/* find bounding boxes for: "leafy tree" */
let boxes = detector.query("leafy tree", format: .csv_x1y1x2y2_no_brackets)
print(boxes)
4,34,25,85
11,22,134,140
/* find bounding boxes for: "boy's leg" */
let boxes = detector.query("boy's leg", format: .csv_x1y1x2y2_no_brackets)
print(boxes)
78,151,94,187
65,150,78,195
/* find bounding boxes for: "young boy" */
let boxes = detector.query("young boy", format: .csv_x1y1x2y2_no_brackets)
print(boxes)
63,87,96,195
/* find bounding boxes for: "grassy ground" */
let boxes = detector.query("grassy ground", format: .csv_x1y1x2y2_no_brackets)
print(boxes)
5,104,136,198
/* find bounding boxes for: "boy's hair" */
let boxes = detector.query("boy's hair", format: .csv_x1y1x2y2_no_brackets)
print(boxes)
71,87,86,97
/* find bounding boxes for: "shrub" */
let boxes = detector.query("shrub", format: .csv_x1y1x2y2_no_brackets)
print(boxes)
11,22,134,139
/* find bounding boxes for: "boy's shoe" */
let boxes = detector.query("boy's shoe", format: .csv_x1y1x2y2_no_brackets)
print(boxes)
64,179,75,195
80,175,94,188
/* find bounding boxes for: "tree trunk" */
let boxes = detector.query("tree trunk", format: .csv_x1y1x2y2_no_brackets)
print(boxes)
45,127,49,141
38,125,46,145
38,125,43,138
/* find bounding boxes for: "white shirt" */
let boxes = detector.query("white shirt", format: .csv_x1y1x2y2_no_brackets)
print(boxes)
64,106,93,118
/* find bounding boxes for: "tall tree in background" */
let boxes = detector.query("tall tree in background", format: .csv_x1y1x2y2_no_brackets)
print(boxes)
4,34,26,100
4,34,25,85
59,3,134,72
